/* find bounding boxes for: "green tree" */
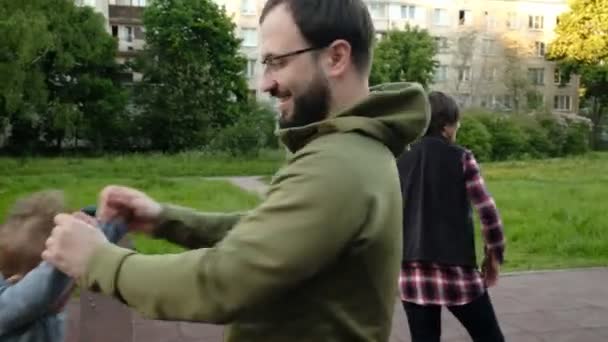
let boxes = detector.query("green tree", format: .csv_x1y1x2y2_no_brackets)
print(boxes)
370,25,438,89
558,62,608,148
549,0,608,65
0,0,127,154
0,3,52,152
134,0,251,152
548,0,608,148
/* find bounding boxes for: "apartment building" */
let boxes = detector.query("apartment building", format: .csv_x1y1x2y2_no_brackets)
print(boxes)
79,0,579,114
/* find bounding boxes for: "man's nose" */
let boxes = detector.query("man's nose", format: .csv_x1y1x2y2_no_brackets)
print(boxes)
260,76,278,94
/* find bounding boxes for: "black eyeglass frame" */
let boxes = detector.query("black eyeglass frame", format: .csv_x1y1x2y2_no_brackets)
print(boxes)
261,46,326,66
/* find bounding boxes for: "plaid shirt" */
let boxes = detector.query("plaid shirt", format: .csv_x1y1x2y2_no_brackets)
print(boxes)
400,150,505,306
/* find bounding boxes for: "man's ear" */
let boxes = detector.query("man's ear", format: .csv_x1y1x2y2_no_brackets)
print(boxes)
324,39,352,77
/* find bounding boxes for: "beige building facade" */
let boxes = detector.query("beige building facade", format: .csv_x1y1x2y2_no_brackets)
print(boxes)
80,0,580,114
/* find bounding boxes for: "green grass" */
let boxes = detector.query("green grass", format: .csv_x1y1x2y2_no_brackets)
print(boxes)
0,152,606,273
476,152,608,271
0,175,261,254
0,149,285,178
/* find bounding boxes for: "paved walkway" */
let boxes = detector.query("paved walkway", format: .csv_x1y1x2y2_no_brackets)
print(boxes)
65,268,608,341
64,177,608,341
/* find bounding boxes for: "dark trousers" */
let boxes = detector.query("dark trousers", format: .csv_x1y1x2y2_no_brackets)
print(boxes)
402,292,504,342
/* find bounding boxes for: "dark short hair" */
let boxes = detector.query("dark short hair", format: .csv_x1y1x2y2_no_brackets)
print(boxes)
260,0,375,74
425,91,460,136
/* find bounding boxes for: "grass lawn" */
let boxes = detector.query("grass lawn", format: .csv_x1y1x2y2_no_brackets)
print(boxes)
478,152,608,271
0,174,261,254
0,151,606,272
0,149,285,179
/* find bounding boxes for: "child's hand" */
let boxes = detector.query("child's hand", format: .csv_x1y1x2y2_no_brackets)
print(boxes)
6,274,22,284
73,211,99,227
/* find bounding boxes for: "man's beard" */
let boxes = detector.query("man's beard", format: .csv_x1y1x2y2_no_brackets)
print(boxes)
278,72,331,129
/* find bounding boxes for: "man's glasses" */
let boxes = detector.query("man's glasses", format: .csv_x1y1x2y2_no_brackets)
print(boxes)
261,46,325,70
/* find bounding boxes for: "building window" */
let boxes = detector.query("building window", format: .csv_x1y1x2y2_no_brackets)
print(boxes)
433,8,449,26
554,95,571,111
369,3,387,19
458,66,471,82
482,66,497,81
458,9,472,26
534,41,546,57
125,26,133,42
245,59,256,78
434,65,448,82
528,68,545,85
528,15,544,30
401,5,415,20
497,94,514,110
527,92,544,108
480,94,496,108
241,28,257,47
507,12,518,29
553,68,568,84
134,26,145,40
241,0,255,15
111,25,118,37
434,36,449,50
482,39,495,55
484,12,496,30
456,93,471,107
111,0,146,6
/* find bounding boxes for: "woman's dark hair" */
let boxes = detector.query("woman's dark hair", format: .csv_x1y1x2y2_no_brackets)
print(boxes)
425,91,460,136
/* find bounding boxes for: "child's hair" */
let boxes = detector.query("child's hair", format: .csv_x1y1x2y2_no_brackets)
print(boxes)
0,190,66,278
424,91,460,136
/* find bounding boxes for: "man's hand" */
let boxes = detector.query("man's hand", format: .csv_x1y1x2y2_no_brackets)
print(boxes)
97,185,162,235
42,214,108,279
481,252,500,287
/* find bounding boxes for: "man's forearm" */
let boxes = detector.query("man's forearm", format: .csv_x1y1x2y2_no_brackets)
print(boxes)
153,204,247,249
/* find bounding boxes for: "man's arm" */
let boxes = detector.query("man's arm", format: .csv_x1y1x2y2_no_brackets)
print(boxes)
87,203,246,249
463,151,505,263
81,152,366,323
153,206,247,249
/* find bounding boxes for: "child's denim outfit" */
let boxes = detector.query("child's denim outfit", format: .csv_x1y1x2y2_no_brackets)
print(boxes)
0,209,127,341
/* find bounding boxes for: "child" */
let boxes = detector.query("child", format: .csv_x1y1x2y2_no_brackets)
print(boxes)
0,190,128,341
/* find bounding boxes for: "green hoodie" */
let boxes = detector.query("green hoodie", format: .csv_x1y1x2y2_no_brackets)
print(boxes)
82,82,430,342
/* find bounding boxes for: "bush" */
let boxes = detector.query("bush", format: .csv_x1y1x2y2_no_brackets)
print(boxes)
457,110,591,162
537,114,568,157
563,116,592,155
512,114,553,159
457,115,492,161
474,114,528,161
208,102,277,157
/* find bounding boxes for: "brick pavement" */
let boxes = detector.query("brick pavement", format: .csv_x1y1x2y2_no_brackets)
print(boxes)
65,267,608,342
65,178,608,341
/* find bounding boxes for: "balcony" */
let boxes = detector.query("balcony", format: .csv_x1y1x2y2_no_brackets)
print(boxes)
109,5,144,25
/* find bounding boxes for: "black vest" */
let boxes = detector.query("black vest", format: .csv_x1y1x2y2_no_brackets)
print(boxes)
397,136,477,267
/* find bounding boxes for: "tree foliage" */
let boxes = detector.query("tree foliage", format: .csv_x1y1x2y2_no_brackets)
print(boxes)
549,0,608,148
0,0,127,154
548,0,608,65
370,25,438,89
134,0,252,152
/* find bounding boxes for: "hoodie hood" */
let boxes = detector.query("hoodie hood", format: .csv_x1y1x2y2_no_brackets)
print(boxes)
278,82,431,156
